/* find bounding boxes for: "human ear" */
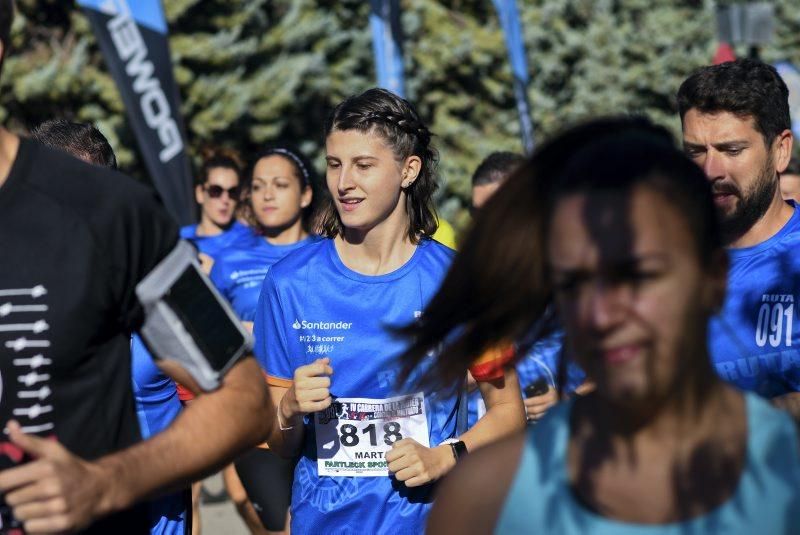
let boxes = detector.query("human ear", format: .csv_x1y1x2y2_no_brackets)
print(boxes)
401,155,423,188
300,185,313,208
774,129,793,174
195,184,205,205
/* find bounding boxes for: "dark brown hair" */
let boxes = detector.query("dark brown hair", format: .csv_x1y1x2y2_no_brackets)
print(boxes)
320,88,439,243
0,0,12,76
398,116,723,390
197,146,243,187
677,59,791,147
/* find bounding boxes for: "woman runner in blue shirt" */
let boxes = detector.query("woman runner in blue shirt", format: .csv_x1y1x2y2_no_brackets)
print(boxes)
210,145,318,534
256,88,525,534
414,118,800,534
179,148,250,273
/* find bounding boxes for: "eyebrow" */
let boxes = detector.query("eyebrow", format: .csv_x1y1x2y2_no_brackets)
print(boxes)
253,175,290,181
550,252,670,273
684,140,750,151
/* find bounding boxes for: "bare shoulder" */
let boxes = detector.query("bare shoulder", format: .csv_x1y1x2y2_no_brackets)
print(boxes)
428,431,527,534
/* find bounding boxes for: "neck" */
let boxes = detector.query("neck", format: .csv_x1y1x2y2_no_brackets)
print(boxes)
588,353,725,443
727,189,793,248
196,218,228,237
261,218,307,245
0,128,20,190
336,206,416,276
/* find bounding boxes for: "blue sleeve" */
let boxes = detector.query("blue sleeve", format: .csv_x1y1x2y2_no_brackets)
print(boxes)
253,271,294,382
179,225,194,239
209,258,232,301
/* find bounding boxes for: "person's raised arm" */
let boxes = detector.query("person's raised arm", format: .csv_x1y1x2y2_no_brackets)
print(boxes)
0,356,270,533
266,358,333,457
386,367,525,487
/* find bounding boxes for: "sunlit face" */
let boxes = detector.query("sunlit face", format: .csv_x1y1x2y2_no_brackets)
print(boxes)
195,166,239,228
682,110,789,240
325,129,418,234
548,187,719,406
250,155,311,231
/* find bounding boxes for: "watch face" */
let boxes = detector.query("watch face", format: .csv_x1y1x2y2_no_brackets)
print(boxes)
452,440,467,459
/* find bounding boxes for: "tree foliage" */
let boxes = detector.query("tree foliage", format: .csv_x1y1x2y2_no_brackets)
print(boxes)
3,1,800,227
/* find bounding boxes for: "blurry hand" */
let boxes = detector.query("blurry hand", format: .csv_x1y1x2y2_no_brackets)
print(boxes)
0,420,113,534
523,387,558,422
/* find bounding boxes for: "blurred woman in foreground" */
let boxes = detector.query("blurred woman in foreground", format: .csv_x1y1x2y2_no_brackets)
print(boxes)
402,118,800,533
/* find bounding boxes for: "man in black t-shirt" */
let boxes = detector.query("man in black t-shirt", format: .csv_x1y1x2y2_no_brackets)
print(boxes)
0,3,271,533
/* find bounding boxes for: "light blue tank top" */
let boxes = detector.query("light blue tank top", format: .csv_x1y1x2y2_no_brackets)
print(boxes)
497,392,800,534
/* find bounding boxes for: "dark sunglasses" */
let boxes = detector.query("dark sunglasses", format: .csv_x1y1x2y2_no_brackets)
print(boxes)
204,185,240,199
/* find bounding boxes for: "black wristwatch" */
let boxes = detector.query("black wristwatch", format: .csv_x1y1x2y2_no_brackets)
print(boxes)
448,440,468,461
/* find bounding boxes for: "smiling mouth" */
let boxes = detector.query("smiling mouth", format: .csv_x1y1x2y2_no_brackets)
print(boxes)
602,345,641,365
339,198,363,211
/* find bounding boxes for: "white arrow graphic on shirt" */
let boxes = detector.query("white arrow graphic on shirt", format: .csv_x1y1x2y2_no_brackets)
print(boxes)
0,320,49,333
13,355,52,369
0,286,47,298
13,404,53,419
20,423,54,434
5,338,50,352
0,303,48,317
18,372,50,387
18,386,51,401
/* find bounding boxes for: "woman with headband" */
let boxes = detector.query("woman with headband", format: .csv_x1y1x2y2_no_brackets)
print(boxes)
210,145,319,534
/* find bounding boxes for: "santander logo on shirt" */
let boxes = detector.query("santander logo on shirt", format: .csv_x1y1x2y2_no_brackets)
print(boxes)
293,319,353,330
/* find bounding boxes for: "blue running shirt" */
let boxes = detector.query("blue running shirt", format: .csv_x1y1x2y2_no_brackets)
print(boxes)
255,238,457,534
709,204,800,397
130,336,186,535
497,393,800,534
210,230,319,321
179,220,250,258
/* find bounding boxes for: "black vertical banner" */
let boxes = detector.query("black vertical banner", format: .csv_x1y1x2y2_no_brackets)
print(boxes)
78,0,194,225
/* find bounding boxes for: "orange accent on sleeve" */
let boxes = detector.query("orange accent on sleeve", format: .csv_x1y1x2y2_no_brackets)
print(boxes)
176,383,195,402
266,375,293,388
468,344,516,382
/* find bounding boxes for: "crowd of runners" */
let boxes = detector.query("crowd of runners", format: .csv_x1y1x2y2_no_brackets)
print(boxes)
0,1,799,533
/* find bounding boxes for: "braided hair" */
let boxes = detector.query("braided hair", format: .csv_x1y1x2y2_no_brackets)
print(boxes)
321,88,440,243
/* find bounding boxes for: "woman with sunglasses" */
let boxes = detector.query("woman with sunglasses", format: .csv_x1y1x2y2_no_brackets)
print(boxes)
256,88,525,534
180,148,250,273
402,118,800,533
209,145,318,534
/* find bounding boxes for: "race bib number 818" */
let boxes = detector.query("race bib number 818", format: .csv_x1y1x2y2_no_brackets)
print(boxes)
315,392,429,477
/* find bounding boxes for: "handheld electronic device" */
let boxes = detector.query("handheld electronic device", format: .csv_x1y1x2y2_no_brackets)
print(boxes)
524,378,551,398
136,240,253,392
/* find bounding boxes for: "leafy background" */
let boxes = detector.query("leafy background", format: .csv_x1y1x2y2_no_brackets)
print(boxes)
5,0,800,229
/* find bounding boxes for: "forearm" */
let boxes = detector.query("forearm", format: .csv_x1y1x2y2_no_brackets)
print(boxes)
265,385,305,458
94,358,272,516
460,370,526,452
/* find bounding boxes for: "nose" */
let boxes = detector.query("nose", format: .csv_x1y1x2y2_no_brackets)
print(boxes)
336,166,355,194
585,280,629,333
701,150,726,181
260,184,275,200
